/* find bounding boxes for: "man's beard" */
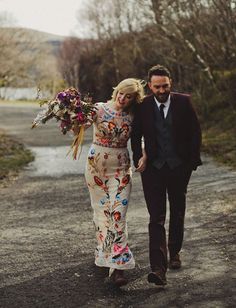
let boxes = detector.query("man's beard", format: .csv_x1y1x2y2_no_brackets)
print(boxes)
155,92,170,103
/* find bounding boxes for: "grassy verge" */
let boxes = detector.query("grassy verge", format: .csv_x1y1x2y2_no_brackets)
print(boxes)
0,98,37,103
0,131,34,183
202,119,236,170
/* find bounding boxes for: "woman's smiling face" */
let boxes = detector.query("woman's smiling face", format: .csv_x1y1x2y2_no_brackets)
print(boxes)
115,91,135,110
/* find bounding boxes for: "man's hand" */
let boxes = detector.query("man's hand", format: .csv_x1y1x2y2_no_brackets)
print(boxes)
135,155,147,173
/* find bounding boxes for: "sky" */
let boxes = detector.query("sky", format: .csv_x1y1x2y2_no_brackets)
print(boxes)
0,0,85,37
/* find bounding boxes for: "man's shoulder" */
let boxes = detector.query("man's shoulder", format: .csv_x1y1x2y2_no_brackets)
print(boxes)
171,92,191,102
139,94,154,109
134,94,153,110
142,94,154,103
133,95,153,116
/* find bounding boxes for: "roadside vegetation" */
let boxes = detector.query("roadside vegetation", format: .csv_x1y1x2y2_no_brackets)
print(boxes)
198,71,236,169
202,115,236,169
0,1,235,178
0,130,34,183
58,0,236,170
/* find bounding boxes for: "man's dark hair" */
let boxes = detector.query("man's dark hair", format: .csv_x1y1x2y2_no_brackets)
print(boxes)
148,64,171,81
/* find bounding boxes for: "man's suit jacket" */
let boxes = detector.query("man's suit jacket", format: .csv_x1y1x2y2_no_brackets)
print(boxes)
131,92,202,170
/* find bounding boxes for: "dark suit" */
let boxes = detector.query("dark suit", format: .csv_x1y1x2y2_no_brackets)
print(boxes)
131,92,202,273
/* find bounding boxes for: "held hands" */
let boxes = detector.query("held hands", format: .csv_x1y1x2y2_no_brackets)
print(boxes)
135,152,147,173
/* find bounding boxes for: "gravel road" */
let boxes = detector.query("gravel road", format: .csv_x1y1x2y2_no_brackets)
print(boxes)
0,102,235,308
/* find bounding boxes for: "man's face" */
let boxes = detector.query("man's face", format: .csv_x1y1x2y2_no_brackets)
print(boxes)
148,75,171,103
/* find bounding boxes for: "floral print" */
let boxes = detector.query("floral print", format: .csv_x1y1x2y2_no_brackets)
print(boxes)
85,102,135,270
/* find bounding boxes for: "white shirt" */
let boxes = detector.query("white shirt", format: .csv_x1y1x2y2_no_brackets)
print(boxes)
154,95,171,119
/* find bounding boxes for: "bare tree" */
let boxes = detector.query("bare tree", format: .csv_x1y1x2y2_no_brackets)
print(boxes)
67,0,236,107
0,13,62,93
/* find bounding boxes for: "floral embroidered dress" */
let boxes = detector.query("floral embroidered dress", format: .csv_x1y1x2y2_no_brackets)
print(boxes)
85,102,135,270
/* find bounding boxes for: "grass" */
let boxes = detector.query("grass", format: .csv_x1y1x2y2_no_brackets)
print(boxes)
0,131,34,181
202,125,236,170
0,99,38,104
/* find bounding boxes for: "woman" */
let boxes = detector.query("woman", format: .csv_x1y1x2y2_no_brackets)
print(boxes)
85,78,145,287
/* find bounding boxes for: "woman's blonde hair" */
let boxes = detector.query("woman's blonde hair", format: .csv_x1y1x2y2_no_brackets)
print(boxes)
111,78,144,104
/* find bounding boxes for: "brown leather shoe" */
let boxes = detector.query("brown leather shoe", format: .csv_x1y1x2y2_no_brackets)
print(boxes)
169,253,181,269
111,269,128,287
148,270,167,286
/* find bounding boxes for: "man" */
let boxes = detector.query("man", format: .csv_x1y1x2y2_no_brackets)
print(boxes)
131,64,202,286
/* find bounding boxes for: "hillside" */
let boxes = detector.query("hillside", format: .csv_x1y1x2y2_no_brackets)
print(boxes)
0,27,67,89
2,27,65,41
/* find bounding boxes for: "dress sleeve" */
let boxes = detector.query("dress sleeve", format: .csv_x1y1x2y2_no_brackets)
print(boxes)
84,102,101,128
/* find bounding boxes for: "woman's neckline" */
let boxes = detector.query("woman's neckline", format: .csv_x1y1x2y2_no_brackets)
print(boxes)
103,101,128,117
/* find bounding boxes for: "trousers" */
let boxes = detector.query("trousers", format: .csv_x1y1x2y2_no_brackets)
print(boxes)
141,162,192,272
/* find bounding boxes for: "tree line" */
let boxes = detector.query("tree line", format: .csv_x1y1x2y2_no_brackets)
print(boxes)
0,0,235,165
1,0,235,121
58,0,236,121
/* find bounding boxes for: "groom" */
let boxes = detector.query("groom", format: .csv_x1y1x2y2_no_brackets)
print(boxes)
131,64,202,285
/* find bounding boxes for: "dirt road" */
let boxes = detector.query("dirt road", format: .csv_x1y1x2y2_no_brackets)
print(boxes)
0,102,235,307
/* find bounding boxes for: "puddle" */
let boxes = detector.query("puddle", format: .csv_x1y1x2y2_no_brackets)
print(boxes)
25,145,90,177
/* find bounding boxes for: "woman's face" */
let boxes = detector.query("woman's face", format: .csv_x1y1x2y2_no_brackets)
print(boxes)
115,91,135,110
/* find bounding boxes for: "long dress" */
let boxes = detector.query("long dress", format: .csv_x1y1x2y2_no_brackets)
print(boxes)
85,102,135,270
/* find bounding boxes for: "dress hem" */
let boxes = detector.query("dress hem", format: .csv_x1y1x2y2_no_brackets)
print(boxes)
95,260,135,270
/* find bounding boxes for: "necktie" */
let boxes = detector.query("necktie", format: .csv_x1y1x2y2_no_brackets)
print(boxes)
159,104,165,119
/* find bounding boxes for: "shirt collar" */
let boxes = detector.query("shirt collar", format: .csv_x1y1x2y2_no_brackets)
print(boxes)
154,95,171,109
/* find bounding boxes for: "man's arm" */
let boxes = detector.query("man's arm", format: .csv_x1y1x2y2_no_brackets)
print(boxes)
135,147,147,172
131,104,143,168
187,98,202,170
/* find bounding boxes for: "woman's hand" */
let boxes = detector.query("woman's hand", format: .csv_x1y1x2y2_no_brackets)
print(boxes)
83,119,93,129
72,119,93,135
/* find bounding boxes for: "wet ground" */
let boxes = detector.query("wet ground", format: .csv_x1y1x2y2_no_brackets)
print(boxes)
0,101,235,307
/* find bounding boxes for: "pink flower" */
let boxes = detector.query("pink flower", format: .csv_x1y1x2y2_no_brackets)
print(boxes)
113,244,123,253
113,244,129,254
77,112,85,123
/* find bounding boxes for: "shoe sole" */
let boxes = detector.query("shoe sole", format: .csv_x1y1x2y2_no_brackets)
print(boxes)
148,273,167,286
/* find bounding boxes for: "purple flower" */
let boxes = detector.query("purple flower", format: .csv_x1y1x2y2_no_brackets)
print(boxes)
57,92,67,100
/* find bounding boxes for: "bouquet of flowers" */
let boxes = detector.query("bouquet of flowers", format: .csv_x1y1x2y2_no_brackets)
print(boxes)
31,87,96,159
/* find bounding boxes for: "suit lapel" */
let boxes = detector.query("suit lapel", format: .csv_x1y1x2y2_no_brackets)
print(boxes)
170,93,177,125
143,95,156,132
170,93,178,140
149,95,157,126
